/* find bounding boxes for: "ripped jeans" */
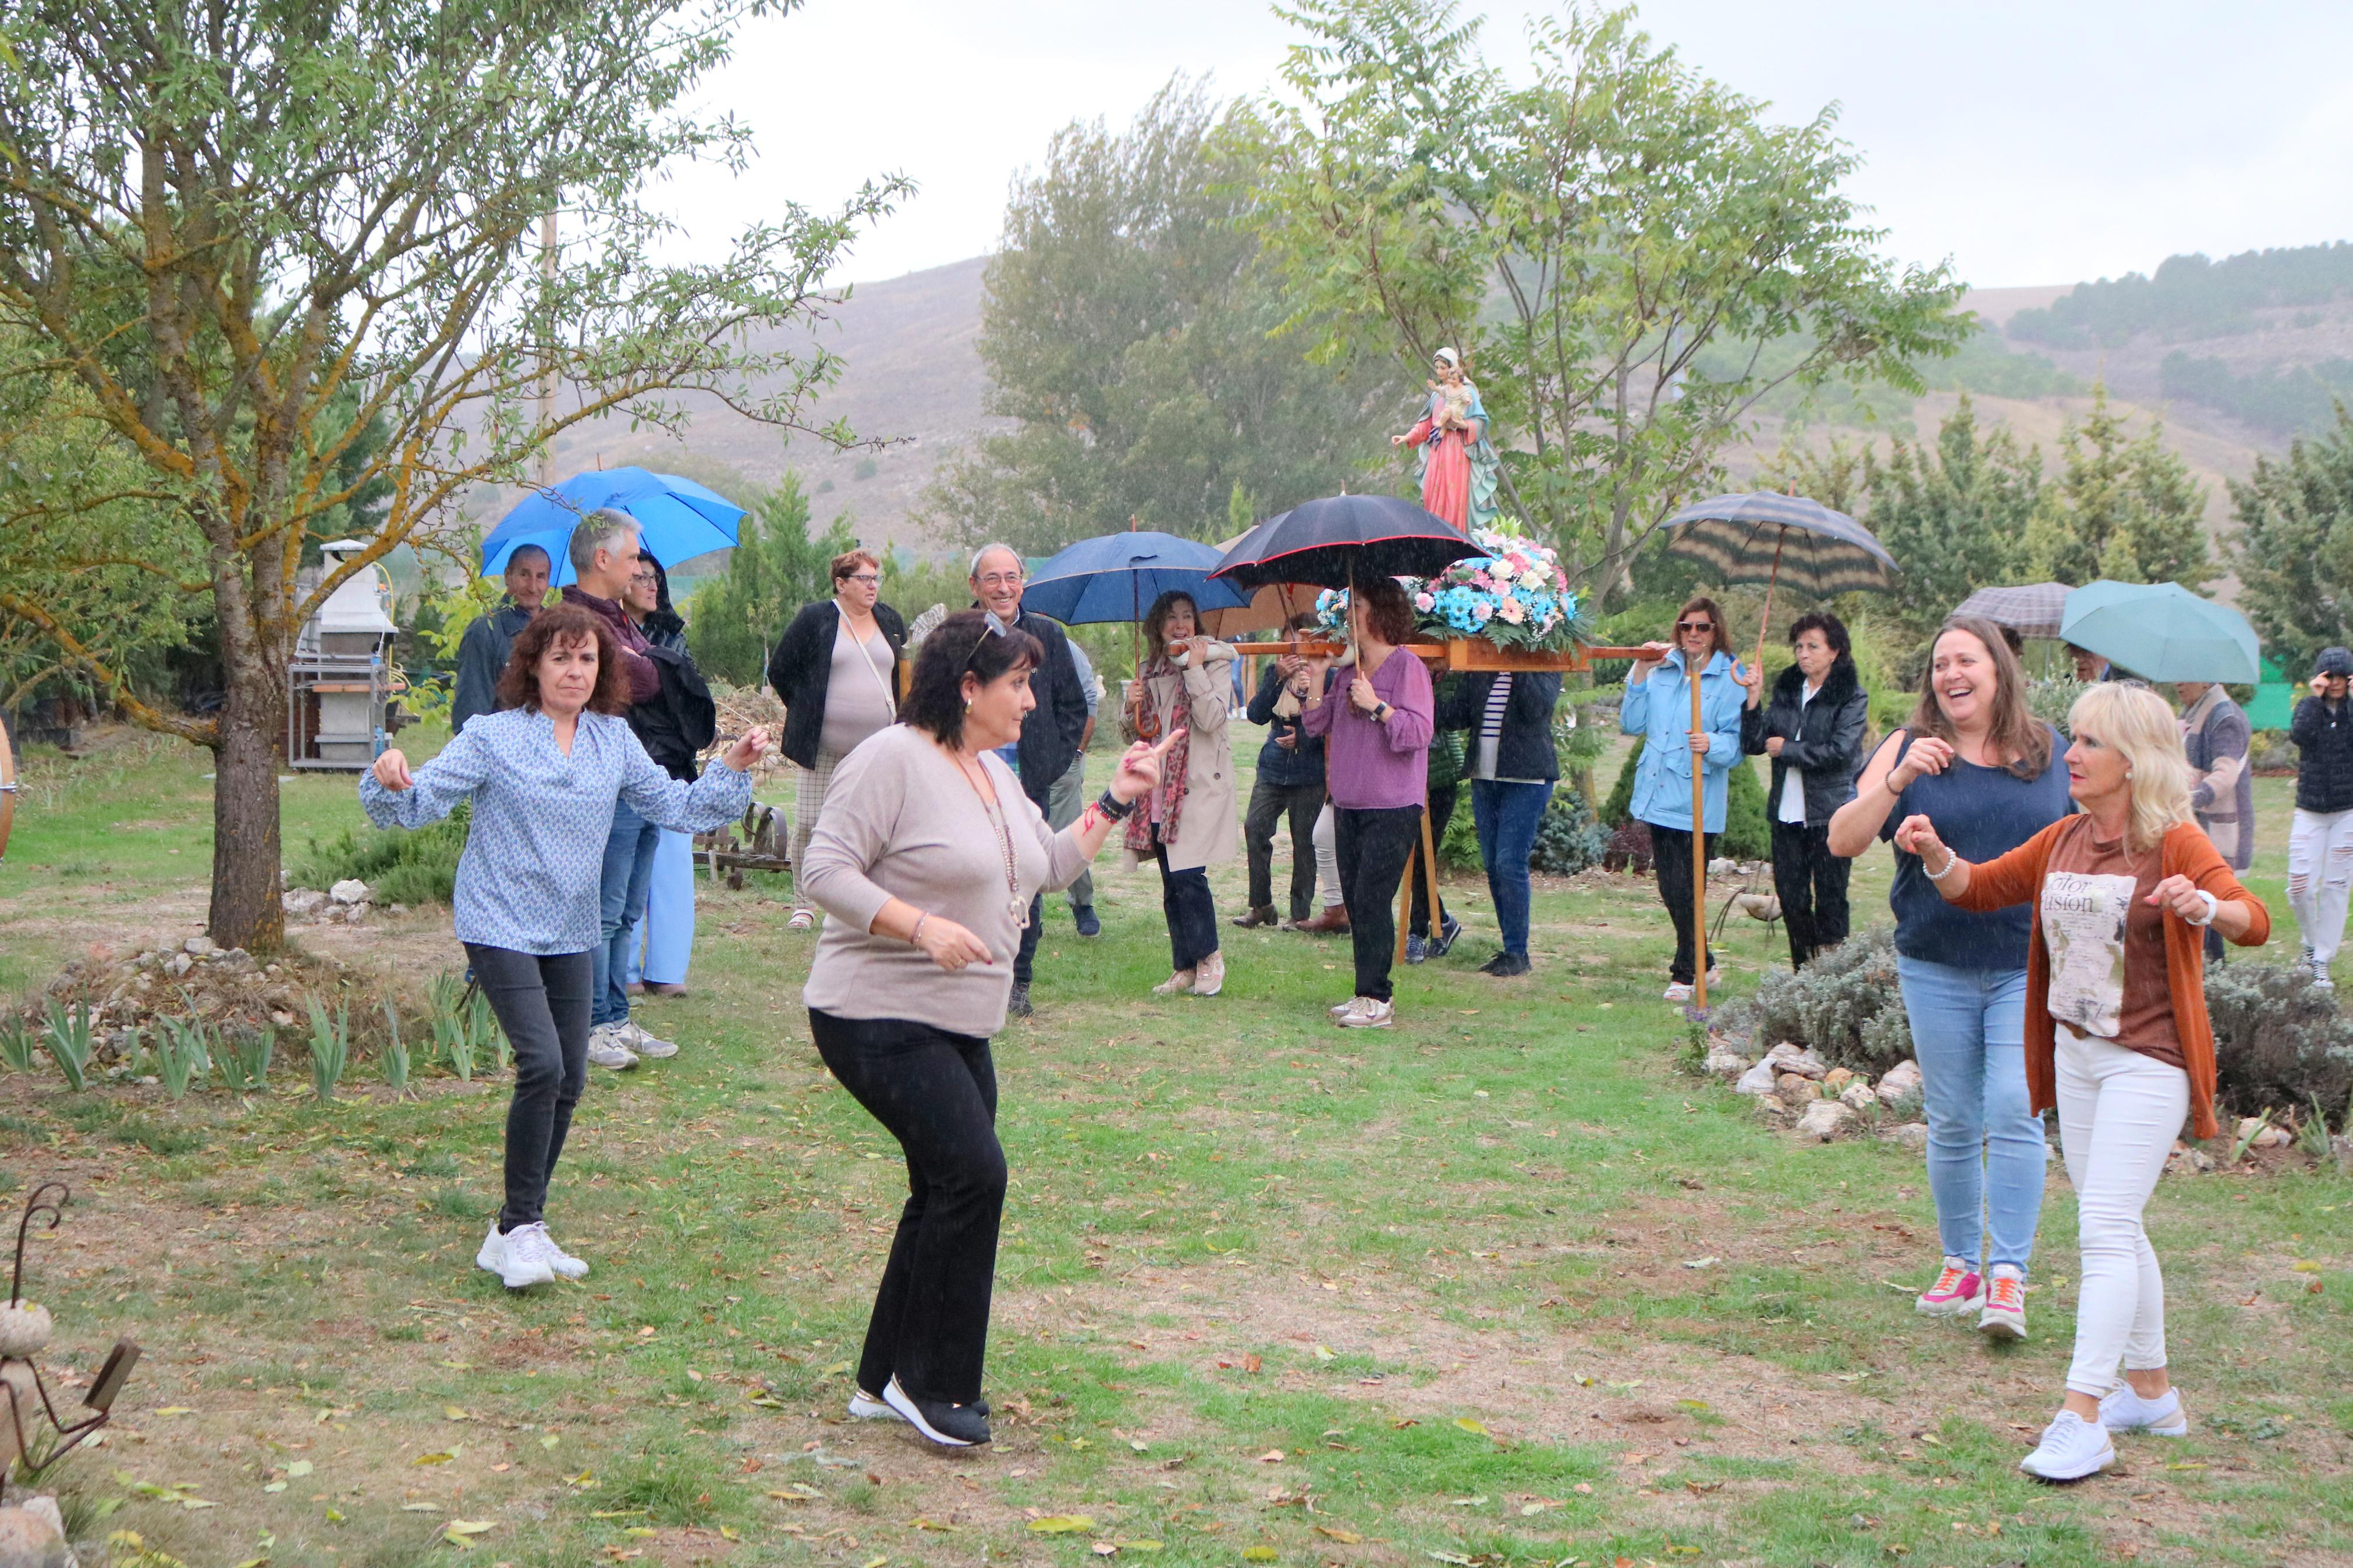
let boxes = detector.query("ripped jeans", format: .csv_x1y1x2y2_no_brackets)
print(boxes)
2287,807,2353,969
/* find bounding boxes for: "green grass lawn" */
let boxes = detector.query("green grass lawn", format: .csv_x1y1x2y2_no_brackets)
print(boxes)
1,725,2348,1568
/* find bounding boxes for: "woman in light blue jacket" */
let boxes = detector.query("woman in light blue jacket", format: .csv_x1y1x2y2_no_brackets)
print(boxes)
1620,595,1755,1001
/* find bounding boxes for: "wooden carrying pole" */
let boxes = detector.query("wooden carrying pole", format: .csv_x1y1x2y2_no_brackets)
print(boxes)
1690,652,1708,1010
1391,805,1446,970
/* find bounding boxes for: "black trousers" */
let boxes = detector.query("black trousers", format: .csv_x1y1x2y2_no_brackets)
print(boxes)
1770,819,1852,967
1408,783,1456,938
1154,834,1220,970
465,944,593,1233
1244,776,1325,922
810,1009,1006,1407
1336,805,1422,1002
1646,823,1717,984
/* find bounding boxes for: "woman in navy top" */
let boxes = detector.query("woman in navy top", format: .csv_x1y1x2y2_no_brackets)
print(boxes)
363,605,767,1290
1830,616,2071,1342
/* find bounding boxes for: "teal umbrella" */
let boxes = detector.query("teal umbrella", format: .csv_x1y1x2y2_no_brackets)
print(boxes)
2059,581,2260,684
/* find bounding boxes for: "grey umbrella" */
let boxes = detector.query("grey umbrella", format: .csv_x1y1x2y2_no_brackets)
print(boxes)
1954,582,2072,641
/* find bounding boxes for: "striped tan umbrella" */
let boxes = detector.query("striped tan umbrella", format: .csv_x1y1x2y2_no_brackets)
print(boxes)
1954,582,2071,641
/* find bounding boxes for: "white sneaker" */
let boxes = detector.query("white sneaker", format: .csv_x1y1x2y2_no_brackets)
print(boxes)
1329,998,1358,1018
847,1387,904,1423
587,1023,639,1070
2312,953,2336,990
2018,1410,2114,1482
1336,996,1394,1029
1193,953,1225,998
475,1222,556,1290
2098,1383,2187,1437
1663,981,1694,1002
1152,970,1197,996
538,1226,590,1280
626,1020,679,1059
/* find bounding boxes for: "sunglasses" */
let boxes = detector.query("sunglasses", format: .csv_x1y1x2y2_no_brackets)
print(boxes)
1677,621,1714,635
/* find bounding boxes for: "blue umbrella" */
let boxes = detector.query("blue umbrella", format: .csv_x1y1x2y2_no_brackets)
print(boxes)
480,468,746,585
1020,531,1250,625
2059,580,2261,684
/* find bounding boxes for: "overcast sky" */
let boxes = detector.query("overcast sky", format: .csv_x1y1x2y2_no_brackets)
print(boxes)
652,0,2353,293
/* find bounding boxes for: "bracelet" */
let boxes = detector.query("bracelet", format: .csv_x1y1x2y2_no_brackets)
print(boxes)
911,912,929,946
2187,890,2219,927
1885,771,1907,798
1925,849,1960,883
1095,789,1137,820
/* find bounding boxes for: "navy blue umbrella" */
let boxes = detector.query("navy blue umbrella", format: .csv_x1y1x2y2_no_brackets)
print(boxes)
479,468,746,586
1020,531,1250,625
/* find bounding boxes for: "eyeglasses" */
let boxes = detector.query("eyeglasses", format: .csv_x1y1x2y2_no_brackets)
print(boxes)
842,573,881,585
974,573,1022,589
1677,621,1713,635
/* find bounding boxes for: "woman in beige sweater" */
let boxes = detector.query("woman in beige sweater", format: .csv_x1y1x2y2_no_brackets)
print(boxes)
798,610,1168,1450
1120,590,1238,997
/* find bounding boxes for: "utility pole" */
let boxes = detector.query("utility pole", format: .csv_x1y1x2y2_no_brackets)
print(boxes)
537,209,558,488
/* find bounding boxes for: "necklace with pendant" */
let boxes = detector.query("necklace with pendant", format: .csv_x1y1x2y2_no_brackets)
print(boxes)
954,751,1026,927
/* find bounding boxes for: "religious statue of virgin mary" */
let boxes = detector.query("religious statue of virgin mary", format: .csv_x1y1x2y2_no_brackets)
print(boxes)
1391,346,1500,535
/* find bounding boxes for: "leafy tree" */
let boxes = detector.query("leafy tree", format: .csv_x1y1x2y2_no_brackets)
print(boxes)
1854,396,2042,643
684,475,857,687
0,0,907,948
924,79,1393,555
1248,0,1968,599
2021,385,2213,590
2229,407,2353,677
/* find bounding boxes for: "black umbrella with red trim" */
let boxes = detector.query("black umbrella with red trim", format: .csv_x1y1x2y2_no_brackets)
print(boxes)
1209,494,1480,591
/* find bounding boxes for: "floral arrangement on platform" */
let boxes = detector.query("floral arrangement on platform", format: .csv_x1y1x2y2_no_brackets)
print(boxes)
1311,527,1584,652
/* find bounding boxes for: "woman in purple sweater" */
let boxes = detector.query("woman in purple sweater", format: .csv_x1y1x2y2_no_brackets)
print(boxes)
1301,576,1436,1028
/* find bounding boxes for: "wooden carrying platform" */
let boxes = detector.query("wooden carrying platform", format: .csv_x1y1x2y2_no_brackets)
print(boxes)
1226,638,1650,670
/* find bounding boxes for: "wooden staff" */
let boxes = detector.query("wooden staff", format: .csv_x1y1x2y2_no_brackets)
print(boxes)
1691,649,1708,1011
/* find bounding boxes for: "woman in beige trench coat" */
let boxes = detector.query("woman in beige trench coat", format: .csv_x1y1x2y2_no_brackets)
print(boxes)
1120,591,1238,997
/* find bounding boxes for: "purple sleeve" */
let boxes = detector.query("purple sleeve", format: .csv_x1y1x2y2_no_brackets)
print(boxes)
1380,653,1434,753
1300,685,1337,738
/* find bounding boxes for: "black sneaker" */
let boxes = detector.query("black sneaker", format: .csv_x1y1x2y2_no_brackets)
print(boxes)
883,1376,992,1447
1073,905,1101,937
1484,952,1531,977
1007,983,1034,1018
1431,912,1463,958
1404,934,1428,965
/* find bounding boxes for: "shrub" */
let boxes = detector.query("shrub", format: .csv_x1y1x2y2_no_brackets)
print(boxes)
291,798,468,906
1722,926,1914,1076
2025,676,2087,740
2204,962,2353,1129
1602,737,1642,828
1598,738,1768,861
1531,787,1612,874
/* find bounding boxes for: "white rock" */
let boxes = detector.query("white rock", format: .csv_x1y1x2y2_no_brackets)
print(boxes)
1839,1080,1878,1113
1887,1121,1930,1151
1795,1099,1859,1142
1763,1042,1827,1078
183,934,218,957
388,903,410,916
1707,856,1739,879
1702,1050,1752,1080
1753,1094,1790,1121
1734,1059,1780,1097
1876,1059,1923,1107
282,888,328,917
329,878,371,906
165,952,193,977
2252,1125,2291,1149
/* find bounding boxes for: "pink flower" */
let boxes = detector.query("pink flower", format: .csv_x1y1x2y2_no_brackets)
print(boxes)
1414,592,1435,611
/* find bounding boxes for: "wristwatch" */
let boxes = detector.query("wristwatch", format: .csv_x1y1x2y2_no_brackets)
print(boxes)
1372,701,1392,723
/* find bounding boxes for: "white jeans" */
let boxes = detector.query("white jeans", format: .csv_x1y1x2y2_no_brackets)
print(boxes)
2056,1025,2189,1396
2287,807,2353,966
1312,802,1341,908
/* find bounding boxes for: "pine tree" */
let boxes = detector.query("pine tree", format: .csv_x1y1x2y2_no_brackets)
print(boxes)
2023,383,2214,589
684,475,857,687
2229,406,2353,676
1856,395,2040,643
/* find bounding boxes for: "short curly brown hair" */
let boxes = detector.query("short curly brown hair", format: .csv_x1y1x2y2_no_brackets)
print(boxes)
1352,575,1416,645
495,604,633,716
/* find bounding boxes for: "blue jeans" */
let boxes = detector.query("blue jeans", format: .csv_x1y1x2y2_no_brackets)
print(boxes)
621,827,695,989
1895,955,2046,1275
1471,779,1553,957
593,801,661,1027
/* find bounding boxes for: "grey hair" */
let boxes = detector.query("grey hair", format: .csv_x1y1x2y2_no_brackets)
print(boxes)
569,508,638,575
968,542,1021,579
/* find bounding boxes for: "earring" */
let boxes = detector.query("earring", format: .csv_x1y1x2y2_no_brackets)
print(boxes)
964,697,973,713
2125,766,2134,778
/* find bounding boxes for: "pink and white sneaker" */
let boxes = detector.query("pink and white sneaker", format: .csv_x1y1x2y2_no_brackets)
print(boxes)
1916,1257,1986,1317
1978,1265,2028,1341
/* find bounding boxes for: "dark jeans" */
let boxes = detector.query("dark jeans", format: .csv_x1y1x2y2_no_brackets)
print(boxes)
1244,776,1326,921
1648,822,1717,984
1472,779,1553,957
466,944,593,1232
594,800,660,1026
810,1009,1006,1407
1154,835,1219,970
1336,805,1422,1002
1770,819,1852,967
1407,783,1456,937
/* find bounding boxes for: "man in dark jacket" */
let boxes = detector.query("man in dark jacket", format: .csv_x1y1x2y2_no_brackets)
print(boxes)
2288,645,2353,988
1739,611,1869,968
969,543,1089,1018
1235,647,1328,929
451,544,550,731
562,509,669,1069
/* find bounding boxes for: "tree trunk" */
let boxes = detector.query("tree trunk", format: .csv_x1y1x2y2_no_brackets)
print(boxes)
208,660,288,953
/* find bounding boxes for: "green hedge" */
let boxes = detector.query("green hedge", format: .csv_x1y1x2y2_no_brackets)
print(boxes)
1602,738,1769,861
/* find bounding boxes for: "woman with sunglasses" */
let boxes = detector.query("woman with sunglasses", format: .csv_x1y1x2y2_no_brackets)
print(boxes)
798,611,1169,1448
767,549,907,932
1619,596,1754,1001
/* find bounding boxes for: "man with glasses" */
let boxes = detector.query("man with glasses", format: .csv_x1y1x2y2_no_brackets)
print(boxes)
968,543,1091,1016
561,509,673,1070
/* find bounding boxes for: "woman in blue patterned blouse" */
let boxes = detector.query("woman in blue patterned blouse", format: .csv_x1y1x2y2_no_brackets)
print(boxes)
362,605,768,1290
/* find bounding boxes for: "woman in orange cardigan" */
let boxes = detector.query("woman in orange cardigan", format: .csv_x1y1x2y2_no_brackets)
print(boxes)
1896,682,2268,1484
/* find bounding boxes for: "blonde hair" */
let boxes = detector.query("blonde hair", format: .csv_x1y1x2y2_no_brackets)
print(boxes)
2067,682,2195,854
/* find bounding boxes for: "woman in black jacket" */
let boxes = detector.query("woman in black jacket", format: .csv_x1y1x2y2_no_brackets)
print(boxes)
766,550,908,931
1741,610,1870,968
1438,670,1563,977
